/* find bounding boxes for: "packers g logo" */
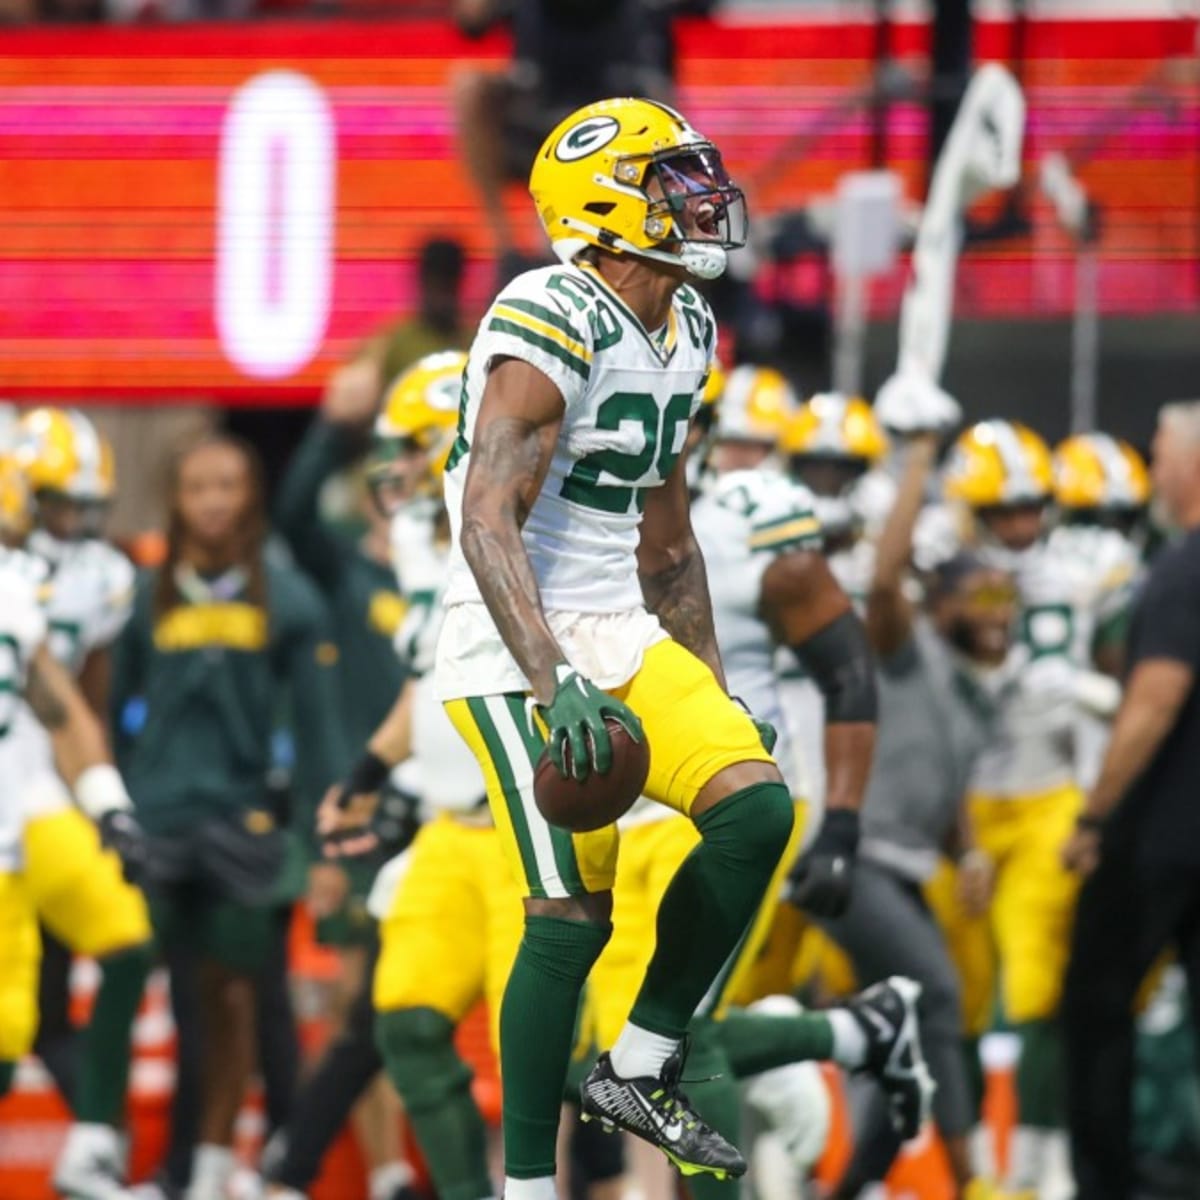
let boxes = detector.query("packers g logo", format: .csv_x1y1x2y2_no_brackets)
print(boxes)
555,115,620,163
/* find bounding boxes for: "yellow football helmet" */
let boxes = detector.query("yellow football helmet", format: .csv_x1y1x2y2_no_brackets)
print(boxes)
943,420,1053,508
715,366,796,445
779,393,889,464
1053,433,1149,512
0,453,32,540
530,97,747,281
15,407,115,502
367,351,467,513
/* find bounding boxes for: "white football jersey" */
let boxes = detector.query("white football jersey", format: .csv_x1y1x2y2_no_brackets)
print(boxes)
14,534,134,822
28,532,135,673
438,262,714,699
694,469,822,798
969,523,1140,797
0,550,51,871
390,505,486,814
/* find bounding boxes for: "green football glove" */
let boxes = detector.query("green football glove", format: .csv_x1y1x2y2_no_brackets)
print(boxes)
536,665,644,782
733,696,778,754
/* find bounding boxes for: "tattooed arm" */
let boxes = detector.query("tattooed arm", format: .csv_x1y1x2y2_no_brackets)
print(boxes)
459,357,569,705
638,450,726,689
25,643,114,787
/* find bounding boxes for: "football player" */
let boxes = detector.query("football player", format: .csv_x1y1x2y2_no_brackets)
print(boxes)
315,352,526,1200
416,96,925,1197
776,394,891,811
8,411,152,1200
937,419,1140,1196
1052,433,1150,790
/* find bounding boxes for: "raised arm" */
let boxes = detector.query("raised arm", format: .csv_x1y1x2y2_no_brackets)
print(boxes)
866,433,939,658
638,450,725,689
459,356,568,704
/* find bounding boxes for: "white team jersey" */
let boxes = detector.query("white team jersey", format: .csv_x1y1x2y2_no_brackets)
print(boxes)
15,534,134,822
693,469,821,798
390,506,486,814
437,262,714,699
970,523,1140,797
0,550,51,871
29,532,135,674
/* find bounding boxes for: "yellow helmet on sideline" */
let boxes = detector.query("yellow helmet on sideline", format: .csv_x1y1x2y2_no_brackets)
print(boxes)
715,366,796,445
15,408,115,502
779,393,889,465
367,351,467,512
1053,433,1149,512
943,420,1053,508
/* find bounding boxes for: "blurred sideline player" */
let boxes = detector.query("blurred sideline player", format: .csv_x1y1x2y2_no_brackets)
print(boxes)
588,364,934,1200
1052,433,1150,790
935,420,1139,1197
417,94,911,1196
316,352,529,1200
264,371,426,1200
9,411,153,1200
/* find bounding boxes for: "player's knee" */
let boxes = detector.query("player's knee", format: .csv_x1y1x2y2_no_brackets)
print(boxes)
376,1006,474,1112
698,781,794,870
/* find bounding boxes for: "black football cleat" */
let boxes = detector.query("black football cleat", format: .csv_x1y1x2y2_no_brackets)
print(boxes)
845,975,936,1140
580,1042,747,1181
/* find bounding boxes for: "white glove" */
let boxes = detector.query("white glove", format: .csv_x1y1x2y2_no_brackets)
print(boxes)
874,371,962,437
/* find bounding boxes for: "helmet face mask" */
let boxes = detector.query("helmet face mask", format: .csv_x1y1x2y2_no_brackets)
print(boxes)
366,438,435,518
34,490,109,543
642,147,747,263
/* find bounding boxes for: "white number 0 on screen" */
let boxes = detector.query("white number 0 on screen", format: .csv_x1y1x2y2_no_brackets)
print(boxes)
216,71,336,380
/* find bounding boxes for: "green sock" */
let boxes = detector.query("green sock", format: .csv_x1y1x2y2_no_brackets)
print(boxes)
717,1007,834,1078
1016,1018,1063,1128
0,1061,14,1099
501,915,611,1179
76,944,151,1125
679,1017,743,1200
630,783,793,1040
376,1007,492,1200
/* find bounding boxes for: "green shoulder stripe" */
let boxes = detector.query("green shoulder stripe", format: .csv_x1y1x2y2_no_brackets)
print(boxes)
487,317,591,380
499,297,587,343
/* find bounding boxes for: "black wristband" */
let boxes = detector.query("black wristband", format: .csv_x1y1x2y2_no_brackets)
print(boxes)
1076,812,1105,834
344,750,391,799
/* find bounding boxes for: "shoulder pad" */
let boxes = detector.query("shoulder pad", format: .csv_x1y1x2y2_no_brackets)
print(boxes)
712,469,821,555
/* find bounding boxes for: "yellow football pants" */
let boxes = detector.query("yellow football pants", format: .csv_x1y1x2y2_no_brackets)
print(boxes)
589,801,808,1050
373,813,525,1052
23,808,151,957
928,783,1083,1029
445,637,774,900
0,873,41,1061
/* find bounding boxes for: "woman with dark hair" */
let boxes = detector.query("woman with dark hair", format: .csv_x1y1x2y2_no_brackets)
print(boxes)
111,435,347,1200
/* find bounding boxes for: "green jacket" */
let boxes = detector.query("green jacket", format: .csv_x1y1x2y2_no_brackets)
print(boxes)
112,560,348,838
273,418,406,751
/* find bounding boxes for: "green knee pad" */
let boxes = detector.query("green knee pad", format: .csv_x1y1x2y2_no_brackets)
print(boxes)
376,1007,491,1200
376,1006,474,1111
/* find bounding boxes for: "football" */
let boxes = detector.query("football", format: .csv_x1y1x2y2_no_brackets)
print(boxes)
533,717,650,833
